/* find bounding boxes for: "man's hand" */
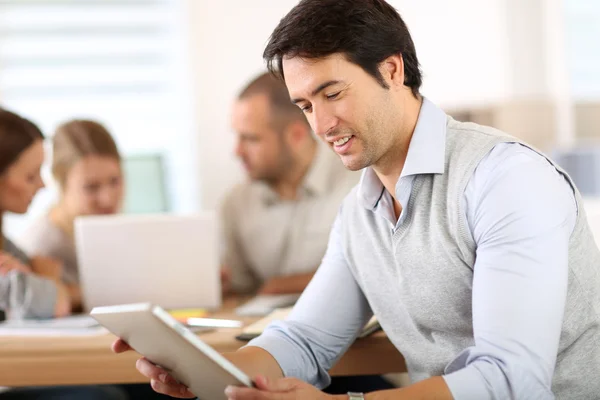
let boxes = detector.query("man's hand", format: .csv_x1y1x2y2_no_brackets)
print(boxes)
30,256,63,281
258,277,287,295
0,252,31,276
225,376,338,400
66,283,83,311
111,339,286,399
54,281,72,317
258,272,315,295
111,338,132,353
221,265,232,295
111,339,195,398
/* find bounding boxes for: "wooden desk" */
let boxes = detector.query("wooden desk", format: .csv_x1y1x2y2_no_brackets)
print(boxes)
0,303,406,387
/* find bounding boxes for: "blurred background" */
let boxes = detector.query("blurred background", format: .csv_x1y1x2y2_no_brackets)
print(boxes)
1,0,598,237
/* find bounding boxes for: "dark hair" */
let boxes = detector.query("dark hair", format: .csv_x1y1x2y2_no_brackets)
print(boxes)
0,108,44,249
52,119,121,189
0,108,44,176
263,0,422,98
238,72,309,130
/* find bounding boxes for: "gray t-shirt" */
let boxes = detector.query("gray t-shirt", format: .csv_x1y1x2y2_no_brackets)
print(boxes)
0,236,57,319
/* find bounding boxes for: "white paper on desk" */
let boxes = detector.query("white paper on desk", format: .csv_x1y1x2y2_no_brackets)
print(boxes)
235,294,301,317
0,315,108,337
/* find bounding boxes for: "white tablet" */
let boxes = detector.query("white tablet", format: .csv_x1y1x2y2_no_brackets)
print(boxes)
91,303,253,399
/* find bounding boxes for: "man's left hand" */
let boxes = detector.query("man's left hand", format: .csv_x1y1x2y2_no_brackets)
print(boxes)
225,376,341,400
258,277,291,295
258,271,315,295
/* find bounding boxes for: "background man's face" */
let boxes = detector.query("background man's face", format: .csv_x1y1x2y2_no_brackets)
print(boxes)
232,94,292,182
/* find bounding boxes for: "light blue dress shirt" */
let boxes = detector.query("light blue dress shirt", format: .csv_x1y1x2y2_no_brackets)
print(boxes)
248,98,577,399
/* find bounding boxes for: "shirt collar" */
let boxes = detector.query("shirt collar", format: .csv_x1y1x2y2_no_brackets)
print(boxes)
358,97,447,209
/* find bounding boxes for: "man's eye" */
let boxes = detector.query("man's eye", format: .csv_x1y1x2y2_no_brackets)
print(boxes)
326,92,340,100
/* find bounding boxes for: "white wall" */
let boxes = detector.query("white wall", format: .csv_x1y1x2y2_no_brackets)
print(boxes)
565,0,600,100
1,0,578,234
185,0,301,210
185,0,515,211
1,1,199,237
392,0,511,107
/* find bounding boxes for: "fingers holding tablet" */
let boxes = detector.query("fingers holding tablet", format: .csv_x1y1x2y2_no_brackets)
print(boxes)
135,358,196,398
111,338,132,353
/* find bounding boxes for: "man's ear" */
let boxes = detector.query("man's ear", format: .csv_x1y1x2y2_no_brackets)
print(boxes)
283,120,310,149
379,54,405,89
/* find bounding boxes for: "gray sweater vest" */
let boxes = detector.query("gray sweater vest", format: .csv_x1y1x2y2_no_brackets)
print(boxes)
341,118,600,399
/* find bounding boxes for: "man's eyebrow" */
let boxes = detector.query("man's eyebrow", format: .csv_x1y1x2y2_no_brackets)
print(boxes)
291,80,341,104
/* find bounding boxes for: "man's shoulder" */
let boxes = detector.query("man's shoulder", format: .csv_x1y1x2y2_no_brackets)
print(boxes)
323,153,361,192
446,117,513,139
445,118,554,177
221,180,265,209
224,180,253,197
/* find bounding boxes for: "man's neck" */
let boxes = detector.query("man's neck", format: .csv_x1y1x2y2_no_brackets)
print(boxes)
272,140,317,201
374,95,423,220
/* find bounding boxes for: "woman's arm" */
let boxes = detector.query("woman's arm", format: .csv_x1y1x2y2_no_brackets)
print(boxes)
0,270,70,318
30,256,74,315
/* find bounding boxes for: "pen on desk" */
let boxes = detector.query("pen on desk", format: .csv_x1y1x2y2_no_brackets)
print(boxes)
186,318,243,328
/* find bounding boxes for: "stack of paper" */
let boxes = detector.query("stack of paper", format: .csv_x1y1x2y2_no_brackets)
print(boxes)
235,294,301,317
236,307,381,341
0,315,107,337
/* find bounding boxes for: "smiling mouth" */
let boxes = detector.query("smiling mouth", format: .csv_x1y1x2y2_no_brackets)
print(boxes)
333,136,352,146
330,135,355,155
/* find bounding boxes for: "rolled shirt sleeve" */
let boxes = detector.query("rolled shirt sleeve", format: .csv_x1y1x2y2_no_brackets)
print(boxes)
247,212,372,388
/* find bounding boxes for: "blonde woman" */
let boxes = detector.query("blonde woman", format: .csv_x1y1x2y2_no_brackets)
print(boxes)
19,120,124,311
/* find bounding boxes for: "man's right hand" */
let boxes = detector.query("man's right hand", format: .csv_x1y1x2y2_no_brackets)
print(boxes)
221,265,232,295
111,339,196,398
54,281,72,317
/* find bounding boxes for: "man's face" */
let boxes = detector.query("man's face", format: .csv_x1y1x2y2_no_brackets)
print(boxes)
231,94,292,182
283,53,399,171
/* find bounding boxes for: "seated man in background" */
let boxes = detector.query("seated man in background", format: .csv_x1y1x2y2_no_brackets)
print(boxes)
221,73,392,394
221,72,359,295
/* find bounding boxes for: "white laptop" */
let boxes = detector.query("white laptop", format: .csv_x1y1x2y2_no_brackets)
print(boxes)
75,213,221,312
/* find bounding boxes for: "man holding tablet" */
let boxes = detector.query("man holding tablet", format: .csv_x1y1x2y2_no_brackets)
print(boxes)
113,0,600,399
